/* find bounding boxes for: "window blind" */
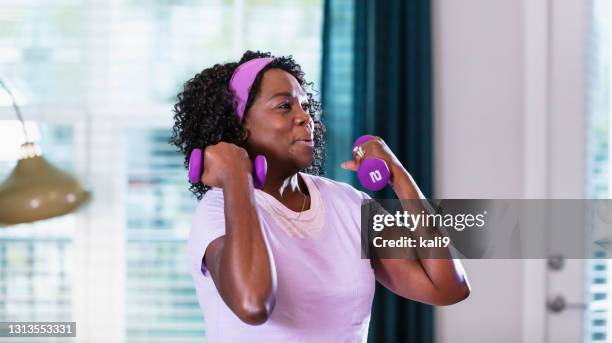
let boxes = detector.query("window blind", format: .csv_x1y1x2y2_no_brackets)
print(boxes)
0,0,323,341
0,123,76,343
586,0,611,341
125,128,201,342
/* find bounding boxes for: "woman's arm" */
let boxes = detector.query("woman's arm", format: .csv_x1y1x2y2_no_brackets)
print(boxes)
373,167,470,305
202,143,277,324
342,138,470,306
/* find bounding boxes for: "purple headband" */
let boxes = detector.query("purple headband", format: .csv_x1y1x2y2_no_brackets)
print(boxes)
230,57,274,121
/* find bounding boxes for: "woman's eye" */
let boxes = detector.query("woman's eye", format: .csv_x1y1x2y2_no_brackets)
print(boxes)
278,102,291,110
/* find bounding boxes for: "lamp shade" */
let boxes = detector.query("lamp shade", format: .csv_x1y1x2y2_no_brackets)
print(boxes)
0,142,91,225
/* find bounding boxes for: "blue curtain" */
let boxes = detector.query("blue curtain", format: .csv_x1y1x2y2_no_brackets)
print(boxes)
322,0,435,342
321,0,357,183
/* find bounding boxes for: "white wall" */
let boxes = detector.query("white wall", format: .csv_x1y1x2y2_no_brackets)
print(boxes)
432,0,589,342
433,0,525,200
432,1,525,342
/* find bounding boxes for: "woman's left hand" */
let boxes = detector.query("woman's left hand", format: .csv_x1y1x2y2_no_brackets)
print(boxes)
340,136,407,186
342,137,471,306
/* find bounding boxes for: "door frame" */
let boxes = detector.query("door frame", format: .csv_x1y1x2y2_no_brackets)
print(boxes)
523,0,589,342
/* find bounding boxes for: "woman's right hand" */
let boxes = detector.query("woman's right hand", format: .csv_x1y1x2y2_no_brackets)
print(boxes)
201,142,253,188
201,142,276,325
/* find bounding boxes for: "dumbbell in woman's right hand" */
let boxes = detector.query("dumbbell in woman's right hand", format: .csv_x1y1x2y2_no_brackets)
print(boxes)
188,142,267,189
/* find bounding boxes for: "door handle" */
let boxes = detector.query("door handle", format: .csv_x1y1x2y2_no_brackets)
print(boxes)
547,295,587,313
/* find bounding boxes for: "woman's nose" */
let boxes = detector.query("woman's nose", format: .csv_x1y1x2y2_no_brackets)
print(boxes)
294,107,312,127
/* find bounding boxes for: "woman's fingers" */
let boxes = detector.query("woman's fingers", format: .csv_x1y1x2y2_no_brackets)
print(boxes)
340,160,359,171
343,136,390,172
352,144,366,162
342,140,372,171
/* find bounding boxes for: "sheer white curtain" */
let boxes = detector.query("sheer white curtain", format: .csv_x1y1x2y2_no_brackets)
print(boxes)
0,0,322,341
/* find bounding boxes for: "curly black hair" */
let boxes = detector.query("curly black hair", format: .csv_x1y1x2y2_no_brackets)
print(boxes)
170,50,326,200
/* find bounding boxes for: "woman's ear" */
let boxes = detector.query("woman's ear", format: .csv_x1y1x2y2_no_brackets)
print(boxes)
241,127,250,142
239,128,252,155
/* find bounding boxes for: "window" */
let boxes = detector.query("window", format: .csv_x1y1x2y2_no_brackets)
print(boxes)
0,0,84,107
0,0,322,341
586,0,611,341
0,122,76,325
125,128,201,341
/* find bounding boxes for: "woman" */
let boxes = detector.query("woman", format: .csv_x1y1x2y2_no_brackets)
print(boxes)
170,51,470,342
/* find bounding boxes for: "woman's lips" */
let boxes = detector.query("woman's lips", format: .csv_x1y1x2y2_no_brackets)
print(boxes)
295,138,314,146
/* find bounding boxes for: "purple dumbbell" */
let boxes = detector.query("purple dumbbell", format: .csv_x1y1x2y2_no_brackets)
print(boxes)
188,148,267,189
353,135,391,191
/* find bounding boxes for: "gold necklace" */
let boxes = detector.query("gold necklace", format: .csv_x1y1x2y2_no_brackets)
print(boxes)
254,175,325,238
295,192,308,220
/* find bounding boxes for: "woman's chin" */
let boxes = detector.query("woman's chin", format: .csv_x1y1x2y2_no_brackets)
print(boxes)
295,154,315,171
